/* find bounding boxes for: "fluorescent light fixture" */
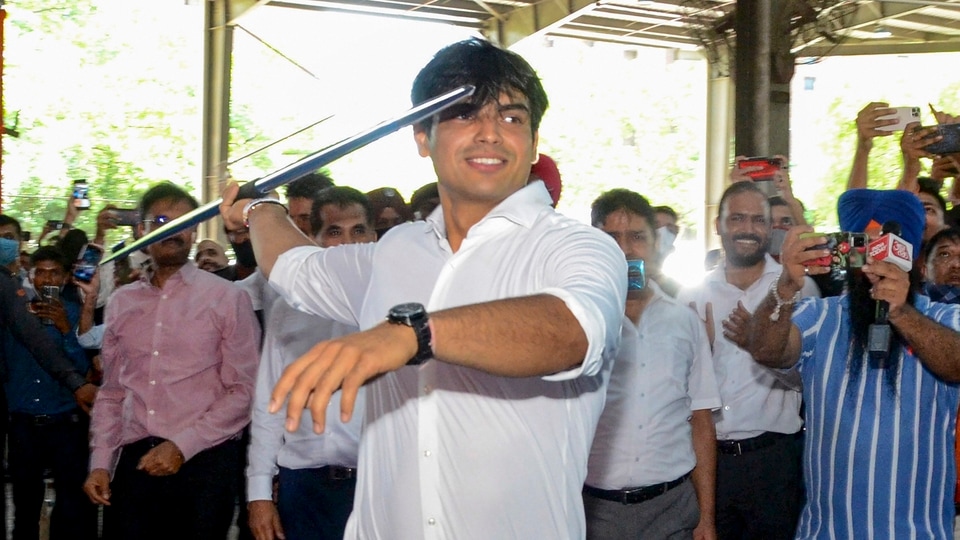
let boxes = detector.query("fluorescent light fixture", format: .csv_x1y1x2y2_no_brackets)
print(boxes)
873,26,893,38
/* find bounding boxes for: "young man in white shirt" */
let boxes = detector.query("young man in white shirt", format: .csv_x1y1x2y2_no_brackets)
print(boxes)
220,38,625,539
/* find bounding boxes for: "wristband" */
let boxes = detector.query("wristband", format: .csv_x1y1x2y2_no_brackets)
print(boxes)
769,275,801,322
242,198,287,228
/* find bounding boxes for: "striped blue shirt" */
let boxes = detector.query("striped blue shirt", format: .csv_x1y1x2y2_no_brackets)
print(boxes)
792,294,960,539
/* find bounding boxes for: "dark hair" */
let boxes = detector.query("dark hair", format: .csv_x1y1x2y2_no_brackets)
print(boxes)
653,205,678,221
0,214,22,237
922,226,960,265
411,38,549,133
768,196,788,209
591,188,657,231
56,228,89,264
286,171,335,200
139,182,199,216
310,186,373,237
718,182,770,221
410,182,439,212
918,177,947,214
30,245,70,271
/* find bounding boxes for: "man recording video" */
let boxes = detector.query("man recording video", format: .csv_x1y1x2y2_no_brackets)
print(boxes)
725,188,960,538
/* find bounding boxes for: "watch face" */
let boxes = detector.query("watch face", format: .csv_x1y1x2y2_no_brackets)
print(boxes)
392,303,425,319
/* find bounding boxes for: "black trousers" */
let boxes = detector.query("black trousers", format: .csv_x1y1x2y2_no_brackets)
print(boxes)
104,436,242,540
8,410,97,540
715,432,804,540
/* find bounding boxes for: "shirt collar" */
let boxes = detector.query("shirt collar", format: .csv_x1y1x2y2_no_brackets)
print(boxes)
423,182,554,240
707,253,780,284
142,261,199,287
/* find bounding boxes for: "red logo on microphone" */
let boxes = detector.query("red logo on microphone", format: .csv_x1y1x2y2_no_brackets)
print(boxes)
892,239,909,260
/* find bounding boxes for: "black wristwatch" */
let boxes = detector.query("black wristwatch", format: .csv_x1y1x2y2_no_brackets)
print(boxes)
387,303,433,365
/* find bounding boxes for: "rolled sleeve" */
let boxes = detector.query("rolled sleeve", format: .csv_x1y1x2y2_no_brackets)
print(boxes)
542,231,626,381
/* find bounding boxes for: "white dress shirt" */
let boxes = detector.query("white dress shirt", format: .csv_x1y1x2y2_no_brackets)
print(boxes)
269,183,626,540
677,254,819,440
587,280,721,489
246,297,362,502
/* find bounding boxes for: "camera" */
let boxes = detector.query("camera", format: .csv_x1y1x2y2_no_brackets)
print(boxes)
46,220,66,231
38,285,60,325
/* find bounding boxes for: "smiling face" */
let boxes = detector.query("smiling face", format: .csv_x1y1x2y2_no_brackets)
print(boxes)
717,190,771,268
414,94,538,213
195,239,228,272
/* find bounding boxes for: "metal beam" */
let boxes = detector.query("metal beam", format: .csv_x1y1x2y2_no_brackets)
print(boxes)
798,37,960,56
200,0,234,241
485,0,603,48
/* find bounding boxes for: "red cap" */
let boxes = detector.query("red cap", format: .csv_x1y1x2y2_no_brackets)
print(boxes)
529,154,562,208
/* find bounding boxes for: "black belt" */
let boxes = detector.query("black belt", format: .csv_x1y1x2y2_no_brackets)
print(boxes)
717,431,796,456
318,465,356,481
583,472,690,505
11,410,81,427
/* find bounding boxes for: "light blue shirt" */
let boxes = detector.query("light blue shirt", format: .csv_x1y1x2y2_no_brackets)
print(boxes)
792,294,960,539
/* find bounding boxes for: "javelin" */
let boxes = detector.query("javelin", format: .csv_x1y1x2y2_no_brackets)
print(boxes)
101,85,474,265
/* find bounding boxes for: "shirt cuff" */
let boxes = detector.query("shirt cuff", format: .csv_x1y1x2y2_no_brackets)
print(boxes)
89,449,118,477
247,474,275,502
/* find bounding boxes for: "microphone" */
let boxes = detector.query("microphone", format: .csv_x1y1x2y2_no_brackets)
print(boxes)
866,221,912,364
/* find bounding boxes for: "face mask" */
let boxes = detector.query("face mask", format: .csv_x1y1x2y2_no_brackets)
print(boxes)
657,226,676,259
768,227,789,257
232,240,258,268
0,237,19,266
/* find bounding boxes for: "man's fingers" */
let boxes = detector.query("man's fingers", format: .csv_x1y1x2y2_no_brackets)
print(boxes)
269,348,320,414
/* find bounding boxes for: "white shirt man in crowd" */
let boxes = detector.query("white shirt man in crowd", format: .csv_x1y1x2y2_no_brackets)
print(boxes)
246,186,376,540
677,180,819,539
586,188,721,539
220,38,625,539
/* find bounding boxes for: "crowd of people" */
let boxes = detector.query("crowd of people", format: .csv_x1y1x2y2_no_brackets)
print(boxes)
1,37,960,540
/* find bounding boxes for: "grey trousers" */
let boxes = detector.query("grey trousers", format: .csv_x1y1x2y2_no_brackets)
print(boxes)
584,477,700,539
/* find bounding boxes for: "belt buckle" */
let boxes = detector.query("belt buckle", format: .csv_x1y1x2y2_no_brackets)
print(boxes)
328,467,354,481
34,415,55,427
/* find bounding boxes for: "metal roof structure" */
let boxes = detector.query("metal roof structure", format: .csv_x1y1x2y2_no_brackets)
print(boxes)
264,0,960,58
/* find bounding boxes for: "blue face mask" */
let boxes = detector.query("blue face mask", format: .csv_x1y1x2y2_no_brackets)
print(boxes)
0,237,19,266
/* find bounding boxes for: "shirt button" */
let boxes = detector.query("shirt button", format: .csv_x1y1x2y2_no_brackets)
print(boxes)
153,351,159,356
33,398,40,402
148,410,155,415
723,405,731,411
156,322,162,327
161,294,168,300
424,450,432,457
427,518,436,526
149,380,156,386
34,379,41,384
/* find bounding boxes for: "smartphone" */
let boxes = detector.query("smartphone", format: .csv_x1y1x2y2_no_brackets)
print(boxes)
39,285,60,325
925,124,960,155
737,157,783,182
108,208,141,227
800,231,869,272
876,106,922,132
46,220,65,231
73,243,105,282
72,179,91,210
626,259,645,292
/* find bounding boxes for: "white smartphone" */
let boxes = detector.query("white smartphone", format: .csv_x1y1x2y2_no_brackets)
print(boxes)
876,106,922,132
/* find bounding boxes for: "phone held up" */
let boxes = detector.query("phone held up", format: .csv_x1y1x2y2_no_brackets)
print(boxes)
73,243,105,283
72,179,91,210
925,123,960,156
108,208,141,227
38,285,60,325
737,156,783,197
876,106,922,132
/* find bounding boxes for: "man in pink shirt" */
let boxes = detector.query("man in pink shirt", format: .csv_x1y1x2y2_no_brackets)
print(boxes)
83,182,261,540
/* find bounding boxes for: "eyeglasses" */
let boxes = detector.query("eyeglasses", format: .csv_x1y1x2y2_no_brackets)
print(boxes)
142,215,172,233
226,228,250,243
